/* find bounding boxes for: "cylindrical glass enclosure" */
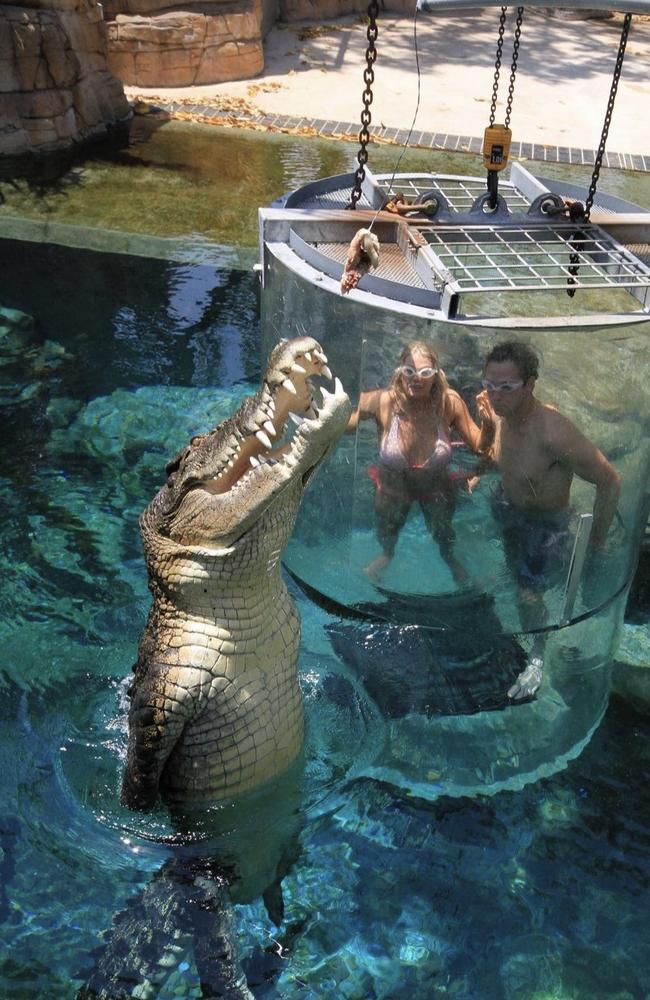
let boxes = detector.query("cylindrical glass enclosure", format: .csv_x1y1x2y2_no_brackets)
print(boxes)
261,242,650,799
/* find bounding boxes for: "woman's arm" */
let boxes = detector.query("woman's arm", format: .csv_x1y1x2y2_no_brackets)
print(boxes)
447,390,485,453
346,388,383,433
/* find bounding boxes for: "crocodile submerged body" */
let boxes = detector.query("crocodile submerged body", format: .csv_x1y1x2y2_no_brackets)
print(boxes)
121,337,350,809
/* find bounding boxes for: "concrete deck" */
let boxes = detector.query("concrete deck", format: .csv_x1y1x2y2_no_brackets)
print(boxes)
126,8,650,170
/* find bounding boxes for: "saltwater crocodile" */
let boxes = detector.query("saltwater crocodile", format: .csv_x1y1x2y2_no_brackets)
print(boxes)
121,336,351,810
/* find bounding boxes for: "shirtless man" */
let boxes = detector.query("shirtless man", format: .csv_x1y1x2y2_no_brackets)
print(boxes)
477,341,621,701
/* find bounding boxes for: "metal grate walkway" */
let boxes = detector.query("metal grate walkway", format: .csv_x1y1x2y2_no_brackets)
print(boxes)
421,222,650,296
376,175,531,214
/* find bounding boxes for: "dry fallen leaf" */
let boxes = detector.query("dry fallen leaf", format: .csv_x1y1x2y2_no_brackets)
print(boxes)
247,82,284,96
296,23,347,40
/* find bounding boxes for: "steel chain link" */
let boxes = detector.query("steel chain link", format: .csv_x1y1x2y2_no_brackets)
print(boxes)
567,12,632,295
349,1,380,209
584,11,632,219
566,216,585,299
504,7,524,129
489,7,507,127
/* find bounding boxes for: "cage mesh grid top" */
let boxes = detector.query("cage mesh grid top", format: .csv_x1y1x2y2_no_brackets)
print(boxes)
421,223,650,293
295,189,370,210
376,176,532,213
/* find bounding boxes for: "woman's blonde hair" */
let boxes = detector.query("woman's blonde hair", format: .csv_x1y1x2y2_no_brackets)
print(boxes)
389,340,451,421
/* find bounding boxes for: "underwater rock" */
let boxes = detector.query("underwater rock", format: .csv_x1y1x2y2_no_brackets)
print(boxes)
0,304,71,409
47,384,248,463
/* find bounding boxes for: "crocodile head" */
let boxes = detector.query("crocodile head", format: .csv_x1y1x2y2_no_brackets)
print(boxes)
147,336,351,549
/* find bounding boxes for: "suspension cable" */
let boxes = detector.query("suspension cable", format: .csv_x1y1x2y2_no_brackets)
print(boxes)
348,0,380,210
366,1,424,230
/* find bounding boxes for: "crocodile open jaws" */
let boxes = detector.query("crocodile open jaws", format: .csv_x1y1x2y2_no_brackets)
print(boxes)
121,336,351,810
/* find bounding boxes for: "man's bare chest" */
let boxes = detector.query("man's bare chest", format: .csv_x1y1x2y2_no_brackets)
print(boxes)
496,426,566,499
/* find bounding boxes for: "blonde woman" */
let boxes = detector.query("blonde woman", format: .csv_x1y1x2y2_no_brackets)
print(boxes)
347,340,493,583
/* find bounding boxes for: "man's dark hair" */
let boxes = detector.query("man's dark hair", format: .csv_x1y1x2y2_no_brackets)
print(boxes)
485,341,539,382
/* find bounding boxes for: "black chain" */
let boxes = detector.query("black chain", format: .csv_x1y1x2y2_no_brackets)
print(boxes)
348,1,379,210
489,7,507,127
566,12,632,296
566,202,586,298
584,12,632,220
504,7,524,129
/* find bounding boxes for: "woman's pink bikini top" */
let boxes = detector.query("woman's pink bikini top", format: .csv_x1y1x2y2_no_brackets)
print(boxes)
379,411,452,472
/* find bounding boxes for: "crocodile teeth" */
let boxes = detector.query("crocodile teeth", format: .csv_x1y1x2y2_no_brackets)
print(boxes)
334,376,344,395
288,411,305,426
263,420,276,437
291,362,307,374
282,378,297,395
256,430,273,449
303,351,312,362
314,349,327,363
249,455,260,468
305,405,318,420
321,364,332,380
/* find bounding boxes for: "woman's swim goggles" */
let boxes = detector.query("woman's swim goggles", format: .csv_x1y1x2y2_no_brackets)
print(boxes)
400,365,438,379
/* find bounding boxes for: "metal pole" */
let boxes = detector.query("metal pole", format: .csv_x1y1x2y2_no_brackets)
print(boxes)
561,513,593,625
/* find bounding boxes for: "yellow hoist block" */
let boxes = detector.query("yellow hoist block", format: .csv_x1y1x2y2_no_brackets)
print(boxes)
482,124,512,172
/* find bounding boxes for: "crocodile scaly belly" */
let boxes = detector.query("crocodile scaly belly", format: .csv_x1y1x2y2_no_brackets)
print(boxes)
161,657,304,801
155,596,303,802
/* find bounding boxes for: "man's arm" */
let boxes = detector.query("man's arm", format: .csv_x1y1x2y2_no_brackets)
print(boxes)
549,413,621,547
474,389,498,459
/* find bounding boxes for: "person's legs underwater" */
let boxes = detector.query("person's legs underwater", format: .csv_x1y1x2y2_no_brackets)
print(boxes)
365,487,411,581
420,490,469,588
494,496,571,700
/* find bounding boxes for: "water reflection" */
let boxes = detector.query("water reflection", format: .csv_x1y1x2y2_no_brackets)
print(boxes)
0,240,261,398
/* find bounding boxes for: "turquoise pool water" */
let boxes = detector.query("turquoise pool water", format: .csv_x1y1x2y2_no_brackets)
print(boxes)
1,129,649,998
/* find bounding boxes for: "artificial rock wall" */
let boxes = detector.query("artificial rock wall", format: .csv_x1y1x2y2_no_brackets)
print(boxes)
0,0,130,163
102,0,420,89
103,0,267,88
